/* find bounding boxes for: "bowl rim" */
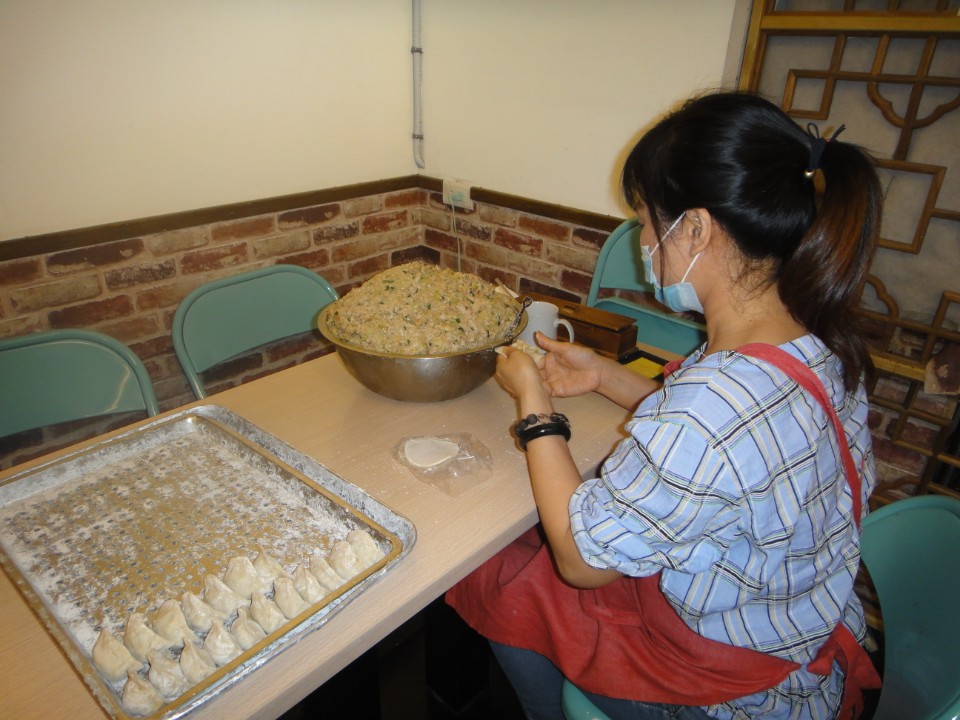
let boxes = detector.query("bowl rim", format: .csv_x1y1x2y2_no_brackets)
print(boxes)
316,304,528,360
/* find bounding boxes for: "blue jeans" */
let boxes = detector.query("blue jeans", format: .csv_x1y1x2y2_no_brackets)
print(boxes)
490,642,713,720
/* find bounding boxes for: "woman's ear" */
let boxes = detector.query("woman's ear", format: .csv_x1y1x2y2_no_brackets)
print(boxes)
683,208,714,255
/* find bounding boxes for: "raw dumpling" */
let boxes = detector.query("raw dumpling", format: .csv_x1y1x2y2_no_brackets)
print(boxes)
223,555,270,599
202,575,245,618
181,591,218,633
122,670,164,716
292,564,325,604
123,612,171,663
328,540,362,580
146,649,190,699
203,618,241,666
249,591,286,634
91,630,142,682
231,606,267,651
308,554,344,593
179,639,216,684
253,548,290,585
273,577,308,619
153,599,196,646
404,436,460,467
347,529,386,569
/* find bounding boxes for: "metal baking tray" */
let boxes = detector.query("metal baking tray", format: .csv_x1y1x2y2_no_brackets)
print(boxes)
0,405,416,720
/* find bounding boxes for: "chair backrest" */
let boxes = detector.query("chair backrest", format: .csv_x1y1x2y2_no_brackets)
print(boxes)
0,328,160,438
586,218,706,356
172,264,339,399
860,495,960,720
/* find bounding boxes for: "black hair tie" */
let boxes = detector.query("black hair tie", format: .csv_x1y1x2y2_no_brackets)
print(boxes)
804,122,846,178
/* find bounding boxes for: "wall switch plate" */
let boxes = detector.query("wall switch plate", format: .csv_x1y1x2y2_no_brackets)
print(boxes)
442,178,474,210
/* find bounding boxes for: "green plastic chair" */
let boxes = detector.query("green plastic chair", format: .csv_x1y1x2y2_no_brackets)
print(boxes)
0,328,160,438
172,264,339,399
860,495,960,720
561,494,960,720
586,218,705,356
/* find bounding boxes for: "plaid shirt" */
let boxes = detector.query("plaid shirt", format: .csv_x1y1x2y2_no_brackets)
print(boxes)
570,335,874,720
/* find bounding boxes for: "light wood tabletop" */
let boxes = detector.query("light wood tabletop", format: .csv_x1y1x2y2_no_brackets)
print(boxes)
0,352,635,720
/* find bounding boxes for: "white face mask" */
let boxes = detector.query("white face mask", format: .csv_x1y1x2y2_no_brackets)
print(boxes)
639,214,704,315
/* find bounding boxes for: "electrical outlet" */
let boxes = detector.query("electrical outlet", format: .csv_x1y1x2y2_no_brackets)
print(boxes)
442,178,474,210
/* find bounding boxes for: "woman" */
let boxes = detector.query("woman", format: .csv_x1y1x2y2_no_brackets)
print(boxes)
447,91,883,720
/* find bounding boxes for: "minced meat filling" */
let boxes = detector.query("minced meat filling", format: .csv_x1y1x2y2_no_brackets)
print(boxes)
324,261,520,355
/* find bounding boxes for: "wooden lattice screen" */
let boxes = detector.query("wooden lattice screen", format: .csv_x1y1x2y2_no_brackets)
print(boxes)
739,0,960,507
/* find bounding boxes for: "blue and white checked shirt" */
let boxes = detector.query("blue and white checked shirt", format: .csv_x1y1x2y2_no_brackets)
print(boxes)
570,336,875,720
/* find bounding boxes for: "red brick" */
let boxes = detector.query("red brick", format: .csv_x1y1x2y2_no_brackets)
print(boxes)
347,255,390,279
313,221,360,244
0,315,45,339
105,259,177,290
332,237,381,263
342,196,382,218
97,315,162,343
493,228,542,256
872,436,926,474
546,242,596,273
464,242,507,267
49,295,134,327
278,203,341,228
424,228,460,254
130,334,174,360
147,228,208,255
378,227,421,252
0,258,42,287
478,204,518,228
573,227,609,250
518,216,570,243
393,246,439,266
281,248,331,271
384,189,424,208
10,275,102,312
252,232,311,259
212,216,276,241
137,279,202,311
47,239,144,274
561,268,597,297
455,219,491,241
181,242,249,274
362,210,409,234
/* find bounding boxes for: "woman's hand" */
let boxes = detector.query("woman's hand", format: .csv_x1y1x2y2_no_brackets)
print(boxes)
536,334,606,397
494,344,550,402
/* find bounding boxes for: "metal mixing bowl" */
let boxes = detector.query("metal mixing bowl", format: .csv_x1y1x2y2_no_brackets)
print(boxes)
316,305,527,403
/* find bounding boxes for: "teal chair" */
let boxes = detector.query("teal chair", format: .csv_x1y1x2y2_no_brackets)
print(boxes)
859,494,960,720
172,264,339,399
0,328,159,438
586,218,705,357
561,494,960,720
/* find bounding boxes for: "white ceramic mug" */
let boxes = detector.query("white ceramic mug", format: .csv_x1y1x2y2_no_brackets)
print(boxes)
519,300,574,347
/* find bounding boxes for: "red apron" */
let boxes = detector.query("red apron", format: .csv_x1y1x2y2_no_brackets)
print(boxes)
446,343,880,717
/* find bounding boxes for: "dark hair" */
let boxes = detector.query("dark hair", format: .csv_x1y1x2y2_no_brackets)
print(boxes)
621,91,881,391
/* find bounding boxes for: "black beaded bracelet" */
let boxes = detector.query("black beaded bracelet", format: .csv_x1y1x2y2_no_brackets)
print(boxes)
514,412,571,451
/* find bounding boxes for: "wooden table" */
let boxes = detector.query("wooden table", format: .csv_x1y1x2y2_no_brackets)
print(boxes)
0,353,636,719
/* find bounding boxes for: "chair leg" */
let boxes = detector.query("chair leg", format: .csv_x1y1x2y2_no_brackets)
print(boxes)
561,680,612,720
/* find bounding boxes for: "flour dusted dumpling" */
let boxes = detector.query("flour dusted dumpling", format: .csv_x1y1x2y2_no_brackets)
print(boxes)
223,555,270,599
253,548,290,585
273,576,309,619
309,554,345,593
231,606,267,651
328,540,362,580
179,639,216,684
181,591,218,633
203,575,245,618
203,618,241,666
347,529,386,569
123,612,171,663
146,649,190,699
91,630,142,683
153,599,196,646
122,670,164,716
250,591,286,634
292,564,325,604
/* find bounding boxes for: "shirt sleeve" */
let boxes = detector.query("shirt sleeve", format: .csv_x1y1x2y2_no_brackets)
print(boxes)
570,414,742,577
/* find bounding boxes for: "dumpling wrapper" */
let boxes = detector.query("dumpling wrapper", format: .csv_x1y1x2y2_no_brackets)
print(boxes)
179,639,216,684
328,540,362,580
123,612,171,663
153,599,196,646
122,670,164,716
147,649,190,699
273,576,309,620
253,548,290,585
203,619,241,666
404,437,459,468
223,555,270,599
347,529,385,570
181,591,218,633
250,591,287,634
91,630,142,683
292,564,326,604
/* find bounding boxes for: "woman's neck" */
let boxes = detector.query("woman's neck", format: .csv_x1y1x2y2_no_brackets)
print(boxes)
703,282,807,355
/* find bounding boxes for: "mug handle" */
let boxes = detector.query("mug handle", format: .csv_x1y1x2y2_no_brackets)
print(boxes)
555,319,575,343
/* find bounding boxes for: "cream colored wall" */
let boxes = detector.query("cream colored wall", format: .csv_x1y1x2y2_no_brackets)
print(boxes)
0,1,740,242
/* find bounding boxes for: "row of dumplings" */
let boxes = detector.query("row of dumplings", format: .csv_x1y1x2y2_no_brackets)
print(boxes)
90,529,386,716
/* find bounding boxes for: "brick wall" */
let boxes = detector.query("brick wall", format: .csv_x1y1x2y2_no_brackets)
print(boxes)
0,188,609,469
